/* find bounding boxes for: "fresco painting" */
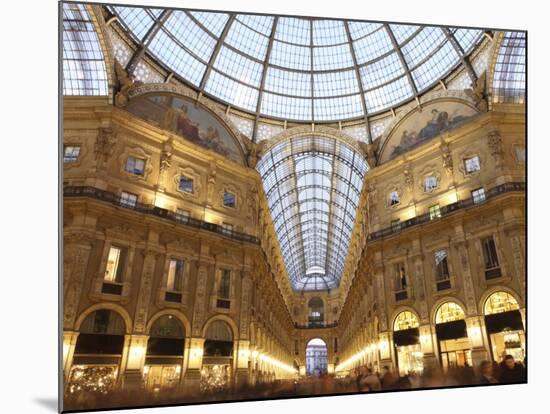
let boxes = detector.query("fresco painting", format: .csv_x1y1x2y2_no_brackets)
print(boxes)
380,101,479,163
126,94,244,164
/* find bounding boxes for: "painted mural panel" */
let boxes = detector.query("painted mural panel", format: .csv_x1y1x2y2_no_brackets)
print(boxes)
125,93,244,164
379,101,479,163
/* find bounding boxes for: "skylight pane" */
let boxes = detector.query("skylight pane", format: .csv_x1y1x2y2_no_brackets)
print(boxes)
265,67,312,97
261,92,312,120
148,29,206,85
313,44,354,70
163,11,216,62
204,70,259,111
236,15,274,36
412,40,459,91
113,6,155,42
493,31,526,104
213,46,263,87
225,20,270,60
389,24,420,44
188,11,229,37
314,95,364,121
313,20,347,45
347,22,382,40
62,3,108,96
359,52,405,90
364,76,413,112
313,70,359,97
401,26,445,68
452,28,482,54
352,27,393,64
270,41,311,70
275,17,311,45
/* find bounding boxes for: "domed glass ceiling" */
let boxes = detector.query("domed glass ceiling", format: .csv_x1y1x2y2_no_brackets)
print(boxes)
110,5,484,123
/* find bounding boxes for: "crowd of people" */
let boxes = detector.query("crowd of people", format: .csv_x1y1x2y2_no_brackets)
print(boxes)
63,355,526,411
347,354,526,392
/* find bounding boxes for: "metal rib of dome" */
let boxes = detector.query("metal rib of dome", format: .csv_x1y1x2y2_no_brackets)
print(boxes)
109,5,484,123
256,136,369,292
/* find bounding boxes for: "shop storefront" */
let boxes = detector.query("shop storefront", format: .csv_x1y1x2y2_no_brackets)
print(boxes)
393,311,423,376
68,309,126,394
201,320,234,391
484,291,525,362
143,315,185,392
434,302,472,370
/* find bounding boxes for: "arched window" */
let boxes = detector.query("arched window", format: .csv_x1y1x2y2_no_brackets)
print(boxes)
79,309,125,335
308,297,324,327
484,291,520,315
147,315,185,356
305,338,327,376
393,311,419,331
204,320,234,357
435,302,465,324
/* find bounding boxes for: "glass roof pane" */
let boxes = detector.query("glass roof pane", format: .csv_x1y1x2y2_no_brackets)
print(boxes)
493,31,526,104
204,71,259,111
236,14,275,36
113,6,155,42
270,41,311,70
148,29,206,85
257,136,368,292
265,67,312,97
352,27,393,64
364,75,413,112
314,95,364,121
224,20,270,60
162,11,216,62
312,20,347,45
275,17,311,45
359,52,405,90
389,24,420,44
213,46,263,87
412,40,459,91
313,44,355,71
313,70,359,97
452,28,483,54
261,92,312,120
401,26,446,68
63,3,108,96
188,11,229,37
347,22,383,40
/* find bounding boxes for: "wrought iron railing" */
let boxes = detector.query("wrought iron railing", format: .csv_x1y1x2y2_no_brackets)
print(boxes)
367,182,525,241
64,186,260,244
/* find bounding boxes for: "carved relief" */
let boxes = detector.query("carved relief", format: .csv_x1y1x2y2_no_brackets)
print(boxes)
440,143,454,177
464,71,488,113
487,129,504,168
114,61,142,108
94,127,116,171
403,166,414,193
63,244,92,328
157,140,173,191
134,250,158,333
192,264,209,337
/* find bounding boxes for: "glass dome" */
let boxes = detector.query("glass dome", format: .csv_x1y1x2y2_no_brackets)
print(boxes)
109,6,484,122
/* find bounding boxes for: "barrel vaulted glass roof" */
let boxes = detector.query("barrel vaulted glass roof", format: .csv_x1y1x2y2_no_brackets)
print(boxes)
109,5,484,122
256,136,369,291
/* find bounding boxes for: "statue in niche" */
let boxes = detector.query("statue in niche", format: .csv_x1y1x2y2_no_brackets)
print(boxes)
464,71,488,112
114,61,141,108
441,143,454,176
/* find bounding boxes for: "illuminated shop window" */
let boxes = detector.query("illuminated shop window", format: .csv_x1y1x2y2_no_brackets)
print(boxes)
179,175,194,193
63,145,81,163
223,191,236,208
429,204,441,220
435,302,465,324
167,259,184,292
126,156,146,175
472,187,486,204
484,291,520,315
393,311,419,331
119,191,138,208
464,155,481,174
104,246,126,283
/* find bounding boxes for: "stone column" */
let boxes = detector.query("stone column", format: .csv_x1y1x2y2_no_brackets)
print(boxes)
133,250,159,334
234,340,251,387
184,338,205,389
63,239,93,330
122,334,148,390
466,316,489,367
63,331,80,382
419,325,438,370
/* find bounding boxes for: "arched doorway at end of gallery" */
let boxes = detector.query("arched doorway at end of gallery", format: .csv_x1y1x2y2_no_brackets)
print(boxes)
306,338,328,376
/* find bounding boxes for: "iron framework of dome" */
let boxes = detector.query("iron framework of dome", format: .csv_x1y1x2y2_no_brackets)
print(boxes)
107,5,485,124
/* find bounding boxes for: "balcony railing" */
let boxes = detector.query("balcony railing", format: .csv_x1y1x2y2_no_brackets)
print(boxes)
485,266,502,280
395,289,408,301
436,278,452,291
64,186,259,244
368,182,525,241
294,322,338,329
